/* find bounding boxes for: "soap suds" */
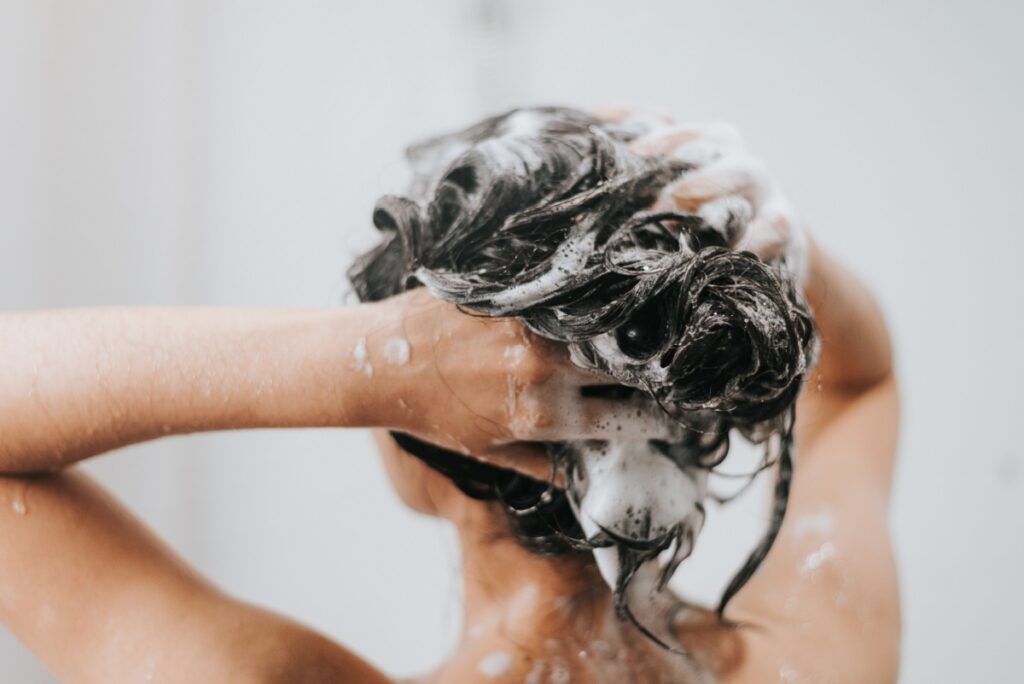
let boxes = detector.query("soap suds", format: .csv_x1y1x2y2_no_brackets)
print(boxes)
504,343,529,419
503,343,528,364
382,336,410,365
502,109,548,139
478,651,513,678
800,541,837,576
549,658,571,684
589,639,614,659
524,660,545,684
466,226,599,314
352,336,373,377
571,440,706,590
505,375,520,420
517,582,539,605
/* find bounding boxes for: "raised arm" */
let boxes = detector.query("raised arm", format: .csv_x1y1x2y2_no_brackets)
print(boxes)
0,289,659,475
622,117,901,682
0,467,398,683
0,305,381,471
730,237,901,684
802,240,893,393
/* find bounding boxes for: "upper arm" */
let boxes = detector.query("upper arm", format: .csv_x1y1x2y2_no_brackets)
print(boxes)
721,376,902,683
0,470,392,684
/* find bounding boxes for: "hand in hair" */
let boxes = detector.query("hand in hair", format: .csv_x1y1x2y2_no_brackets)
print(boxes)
604,109,891,395
596,109,808,282
370,288,684,478
349,107,817,627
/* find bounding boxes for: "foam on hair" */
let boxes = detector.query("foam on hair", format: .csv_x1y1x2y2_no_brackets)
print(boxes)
349,107,815,639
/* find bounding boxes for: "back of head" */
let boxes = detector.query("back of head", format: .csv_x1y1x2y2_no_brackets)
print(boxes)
349,107,815,639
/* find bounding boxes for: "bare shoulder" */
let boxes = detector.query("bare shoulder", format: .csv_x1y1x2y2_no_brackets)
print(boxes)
0,470,393,684
680,377,902,683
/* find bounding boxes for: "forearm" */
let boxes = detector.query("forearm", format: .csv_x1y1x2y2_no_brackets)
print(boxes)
803,239,893,392
0,305,388,472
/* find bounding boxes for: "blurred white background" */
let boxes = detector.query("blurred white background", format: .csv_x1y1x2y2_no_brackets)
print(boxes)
1,1,1021,682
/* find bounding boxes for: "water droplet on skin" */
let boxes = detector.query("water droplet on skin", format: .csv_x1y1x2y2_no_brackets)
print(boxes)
478,651,512,678
352,336,374,377
12,499,26,515
383,336,410,365
800,541,837,576
504,344,528,365
549,659,571,684
590,639,616,660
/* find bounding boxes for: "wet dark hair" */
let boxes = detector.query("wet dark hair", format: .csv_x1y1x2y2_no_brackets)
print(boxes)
349,107,815,633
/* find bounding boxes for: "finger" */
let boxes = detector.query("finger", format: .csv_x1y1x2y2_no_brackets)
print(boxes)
591,106,631,122
482,442,564,485
737,197,809,283
665,154,773,212
737,196,795,255
668,138,730,167
695,195,754,247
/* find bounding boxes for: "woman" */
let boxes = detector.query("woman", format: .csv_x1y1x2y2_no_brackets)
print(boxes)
0,109,899,683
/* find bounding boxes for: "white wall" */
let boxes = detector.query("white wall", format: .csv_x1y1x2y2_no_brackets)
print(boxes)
0,1,1021,682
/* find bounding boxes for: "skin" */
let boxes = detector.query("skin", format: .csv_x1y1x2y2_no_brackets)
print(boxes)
0,119,899,683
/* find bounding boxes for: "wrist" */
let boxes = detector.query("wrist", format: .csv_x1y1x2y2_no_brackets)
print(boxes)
347,297,421,432
219,305,395,431
300,303,399,430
